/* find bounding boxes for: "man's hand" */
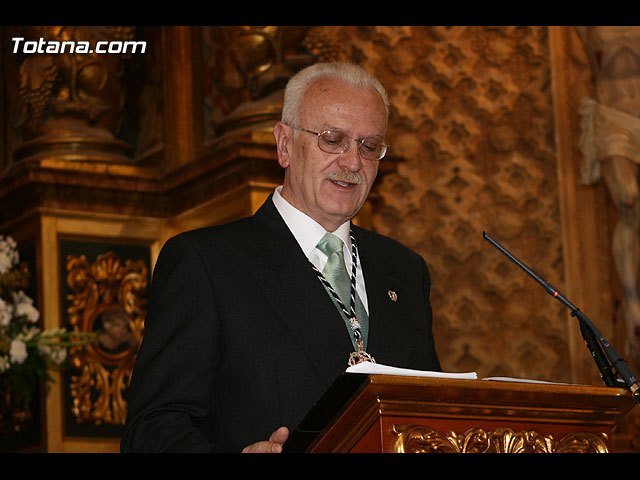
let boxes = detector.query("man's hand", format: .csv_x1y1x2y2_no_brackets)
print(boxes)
241,426,290,453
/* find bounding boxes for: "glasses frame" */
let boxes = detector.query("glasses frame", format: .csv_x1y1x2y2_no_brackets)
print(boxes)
285,123,389,161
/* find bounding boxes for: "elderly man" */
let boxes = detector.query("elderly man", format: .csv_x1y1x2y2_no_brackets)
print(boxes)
121,61,441,453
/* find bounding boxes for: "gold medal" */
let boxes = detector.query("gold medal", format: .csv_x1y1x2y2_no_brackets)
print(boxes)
348,350,376,366
348,337,376,366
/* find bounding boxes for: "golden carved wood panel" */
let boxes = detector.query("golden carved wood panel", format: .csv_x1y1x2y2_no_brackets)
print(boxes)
65,249,147,426
392,425,609,453
57,239,150,443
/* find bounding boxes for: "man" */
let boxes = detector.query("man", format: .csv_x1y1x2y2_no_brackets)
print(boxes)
121,62,441,453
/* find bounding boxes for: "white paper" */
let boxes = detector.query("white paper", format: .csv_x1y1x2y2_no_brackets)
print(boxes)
482,376,571,385
345,361,477,380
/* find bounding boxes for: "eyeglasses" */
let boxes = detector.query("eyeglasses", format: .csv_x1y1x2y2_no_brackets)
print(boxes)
286,124,389,161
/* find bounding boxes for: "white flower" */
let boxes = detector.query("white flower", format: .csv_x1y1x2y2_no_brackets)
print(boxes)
0,252,12,275
40,328,66,338
13,290,40,324
9,338,28,364
16,303,39,323
50,346,67,364
0,355,9,373
1,235,17,251
38,343,67,365
0,235,19,275
23,326,41,340
0,298,11,327
12,290,32,305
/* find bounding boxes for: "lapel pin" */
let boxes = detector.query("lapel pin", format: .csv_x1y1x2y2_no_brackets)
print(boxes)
387,290,397,302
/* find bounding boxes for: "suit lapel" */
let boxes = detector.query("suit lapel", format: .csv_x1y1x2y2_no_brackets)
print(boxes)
251,198,353,386
354,228,413,367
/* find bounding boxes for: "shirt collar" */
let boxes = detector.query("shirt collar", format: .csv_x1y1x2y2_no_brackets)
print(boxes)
272,186,351,257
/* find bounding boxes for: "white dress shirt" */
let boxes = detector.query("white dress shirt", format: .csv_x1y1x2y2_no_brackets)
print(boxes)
272,186,369,313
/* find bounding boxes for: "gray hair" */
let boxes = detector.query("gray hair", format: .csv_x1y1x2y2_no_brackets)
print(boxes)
281,62,390,125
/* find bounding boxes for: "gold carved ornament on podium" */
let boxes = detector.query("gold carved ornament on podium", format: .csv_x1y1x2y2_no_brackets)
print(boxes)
391,425,609,453
65,251,147,426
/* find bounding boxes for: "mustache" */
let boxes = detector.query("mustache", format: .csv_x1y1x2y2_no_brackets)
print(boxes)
326,170,364,185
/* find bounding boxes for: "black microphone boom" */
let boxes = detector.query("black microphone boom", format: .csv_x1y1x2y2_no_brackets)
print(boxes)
483,231,640,405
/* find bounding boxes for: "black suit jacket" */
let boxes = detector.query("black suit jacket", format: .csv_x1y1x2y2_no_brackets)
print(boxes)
120,196,441,452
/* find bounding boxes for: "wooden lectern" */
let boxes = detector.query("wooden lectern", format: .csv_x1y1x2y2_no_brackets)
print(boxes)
284,373,637,453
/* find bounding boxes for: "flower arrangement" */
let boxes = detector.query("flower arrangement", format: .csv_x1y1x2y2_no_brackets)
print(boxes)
0,235,94,431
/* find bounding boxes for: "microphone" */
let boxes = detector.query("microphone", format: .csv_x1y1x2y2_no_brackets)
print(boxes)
483,231,640,404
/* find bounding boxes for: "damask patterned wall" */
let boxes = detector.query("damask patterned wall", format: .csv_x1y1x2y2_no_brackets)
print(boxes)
315,26,566,382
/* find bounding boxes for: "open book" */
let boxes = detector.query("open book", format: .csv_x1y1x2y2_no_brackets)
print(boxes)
481,376,578,385
345,361,477,380
344,362,584,385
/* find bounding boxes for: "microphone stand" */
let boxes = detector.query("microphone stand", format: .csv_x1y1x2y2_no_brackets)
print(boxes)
576,315,618,387
483,231,640,405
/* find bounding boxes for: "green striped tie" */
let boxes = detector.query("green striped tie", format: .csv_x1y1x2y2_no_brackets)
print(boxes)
316,233,369,349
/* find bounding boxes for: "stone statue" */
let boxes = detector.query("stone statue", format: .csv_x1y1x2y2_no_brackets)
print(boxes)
11,26,135,162
577,26,640,356
203,26,332,136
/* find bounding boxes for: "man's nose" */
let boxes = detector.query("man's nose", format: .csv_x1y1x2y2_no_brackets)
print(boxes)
336,140,363,171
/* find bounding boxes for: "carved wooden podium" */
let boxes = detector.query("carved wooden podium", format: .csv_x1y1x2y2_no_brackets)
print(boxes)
284,373,637,453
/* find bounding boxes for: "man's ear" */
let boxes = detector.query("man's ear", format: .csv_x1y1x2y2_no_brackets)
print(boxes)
273,122,290,168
